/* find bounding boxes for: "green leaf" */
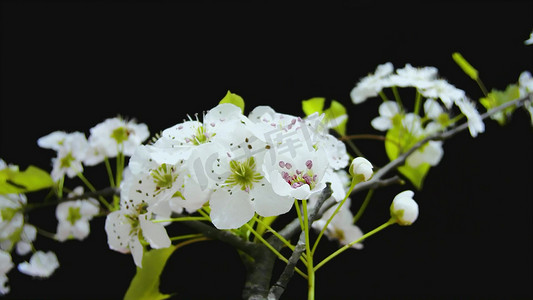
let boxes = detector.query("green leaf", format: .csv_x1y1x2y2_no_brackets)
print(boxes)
219,90,245,113
452,52,479,80
302,98,348,136
0,165,53,194
398,163,431,190
302,97,325,116
384,122,430,190
479,84,520,125
324,100,348,136
124,247,177,300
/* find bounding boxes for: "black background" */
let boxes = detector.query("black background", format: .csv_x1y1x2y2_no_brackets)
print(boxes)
1,1,532,299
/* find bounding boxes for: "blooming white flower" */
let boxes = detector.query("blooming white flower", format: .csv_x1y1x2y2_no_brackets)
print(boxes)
312,199,364,249
315,134,349,170
48,131,88,181
388,64,438,89
423,98,444,120
350,157,373,182
351,62,394,104
17,251,59,278
406,140,444,168
55,187,99,242
85,117,149,165
455,97,485,138
371,101,401,131
0,250,13,295
420,79,466,109
390,190,418,225
105,171,171,267
37,131,69,151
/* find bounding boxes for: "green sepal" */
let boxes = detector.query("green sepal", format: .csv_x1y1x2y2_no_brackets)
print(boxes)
219,90,245,113
385,122,430,190
479,84,520,125
452,52,479,80
0,165,53,194
124,247,177,300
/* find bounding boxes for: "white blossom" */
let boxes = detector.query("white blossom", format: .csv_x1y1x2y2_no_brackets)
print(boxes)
49,131,88,181
388,64,438,89
371,101,401,131
406,140,444,168
351,62,394,104
17,251,59,278
420,79,466,109
0,250,13,295
55,187,99,242
85,117,149,165
312,199,364,249
0,193,26,252
455,97,485,138
390,190,419,225
37,131,69,151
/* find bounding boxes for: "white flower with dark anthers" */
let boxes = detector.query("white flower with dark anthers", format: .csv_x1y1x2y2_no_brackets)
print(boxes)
406,140,444,168
390,190,419,226
0,193,26,252
454,97,485,138
371,101,401,131
49,131,88,181
85,117,149,165
350,157,373,182
17,251,59,278
105,201,171,267
15,224,36,256
0,250,13,295
37,131,69,151
388,64,438,89
351,62,394,104
263,145,328,201
312,198,364,249
420,79,466,109
55,187,99,242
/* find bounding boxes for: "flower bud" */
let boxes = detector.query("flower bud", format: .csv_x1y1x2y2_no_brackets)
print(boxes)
350,157,373,182
390,190,418,225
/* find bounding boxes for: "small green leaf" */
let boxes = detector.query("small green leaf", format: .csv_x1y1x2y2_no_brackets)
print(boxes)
219,90,245,113
302,97,325,116
324,100,348,136
124,247,176,300
479,84,520,125
398,163,431,190
0,165,53,194
452,52,479,80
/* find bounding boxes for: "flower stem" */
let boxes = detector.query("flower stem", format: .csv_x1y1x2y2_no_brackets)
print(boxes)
391,86,404,111
302,199,315,300
104,156,115,187
353,189,374,224
314,219,395,272
77,172,113,211
414,89,422,115
252,215,295,251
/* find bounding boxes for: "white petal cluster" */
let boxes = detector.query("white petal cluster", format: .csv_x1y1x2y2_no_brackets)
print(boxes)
518,71,533,126
525,30,533,45
17,251,59,278
0,192,28,253
105,100,351,262
55,187,99,242
38,117,150,180
350,62,394,104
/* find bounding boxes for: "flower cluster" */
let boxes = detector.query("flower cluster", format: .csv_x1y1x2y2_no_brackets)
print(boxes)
105,102,353,266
